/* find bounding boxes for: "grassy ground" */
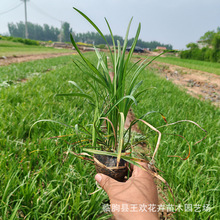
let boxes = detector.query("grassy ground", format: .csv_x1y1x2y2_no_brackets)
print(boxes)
132,67,219,219
0,40,72,57
154,56,220,76
0,55,74,84
0,53,219,219
0,54,111,219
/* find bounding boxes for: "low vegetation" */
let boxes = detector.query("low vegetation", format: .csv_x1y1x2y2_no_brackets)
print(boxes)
7,21,69,42
0,53,219,219
0,35,39,46
0,38,71,57
180,27,220,63
155,56,220,76
0,55,73,84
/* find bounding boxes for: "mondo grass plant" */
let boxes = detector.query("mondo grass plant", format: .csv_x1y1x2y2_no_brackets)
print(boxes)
31,8,207,203
62,8,168,176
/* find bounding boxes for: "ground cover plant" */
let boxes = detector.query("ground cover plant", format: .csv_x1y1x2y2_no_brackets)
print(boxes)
0,36,40,46
132,69,220,219
0,55,73,85
0,52,219,219
155,56,220,76
0,40,71,57
0,55,111,219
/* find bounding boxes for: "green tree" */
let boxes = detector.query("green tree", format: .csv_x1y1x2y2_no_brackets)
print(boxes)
8,21,61,42
211,33,220,51
210,33,220,62
8,22,25,38
62,22,72,42
186,43,199,50
200,30,215,45
181,27,220,63
43,24,50,40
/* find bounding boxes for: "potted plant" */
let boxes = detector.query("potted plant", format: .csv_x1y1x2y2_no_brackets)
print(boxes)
55,8,165,180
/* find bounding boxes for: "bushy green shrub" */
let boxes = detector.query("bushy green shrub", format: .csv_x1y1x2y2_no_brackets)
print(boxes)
180,47,220,63
13,37,39,46
0,36,13,41
180,50,191,59
76,42,93,47
0,35,39,46
181,30,220,63
96,44,106,49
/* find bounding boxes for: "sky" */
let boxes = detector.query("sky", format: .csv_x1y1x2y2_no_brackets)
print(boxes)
0,0,220,50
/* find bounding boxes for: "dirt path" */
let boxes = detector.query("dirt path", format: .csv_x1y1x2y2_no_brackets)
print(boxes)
149,61,220,107
0,52,74,66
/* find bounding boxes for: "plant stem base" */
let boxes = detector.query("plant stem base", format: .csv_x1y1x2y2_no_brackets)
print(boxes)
94,154,128,182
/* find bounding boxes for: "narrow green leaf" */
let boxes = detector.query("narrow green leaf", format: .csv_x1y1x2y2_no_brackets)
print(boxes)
73,7,114,63
29,119,74,138
104,95,137,117
56,93,95,102
94,46,112,86
73,7,108,45
104,18,116,67
130,80,143,96
68,81,84,93
70,34,109,89
84,149,118,157
125,23,141,67
117,112,125,166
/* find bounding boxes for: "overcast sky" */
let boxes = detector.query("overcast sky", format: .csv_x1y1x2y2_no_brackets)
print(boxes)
0,0,220,49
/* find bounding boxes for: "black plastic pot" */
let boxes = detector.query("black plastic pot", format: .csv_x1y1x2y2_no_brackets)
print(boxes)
94,154,128,182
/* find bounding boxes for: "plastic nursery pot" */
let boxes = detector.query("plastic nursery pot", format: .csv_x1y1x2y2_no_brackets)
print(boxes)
94,154,128,182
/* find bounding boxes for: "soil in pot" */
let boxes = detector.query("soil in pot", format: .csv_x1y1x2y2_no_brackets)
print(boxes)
94,154,128,182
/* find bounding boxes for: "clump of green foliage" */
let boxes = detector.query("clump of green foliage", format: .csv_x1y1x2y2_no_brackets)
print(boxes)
51,8,206,175
56,8,166,167
180,27,220,62
0,35,39,46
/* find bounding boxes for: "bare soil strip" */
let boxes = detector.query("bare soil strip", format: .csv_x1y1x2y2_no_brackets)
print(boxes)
150,61,220,107
0,52,74,66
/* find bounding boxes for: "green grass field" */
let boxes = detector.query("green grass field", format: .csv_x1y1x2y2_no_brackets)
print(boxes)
0,40,72,57
0,53,219,219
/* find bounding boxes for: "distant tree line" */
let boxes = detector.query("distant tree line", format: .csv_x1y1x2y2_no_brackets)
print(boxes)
128,38,173,50
72,32,124,46
8,21,71,42
180,27,220,62
8,21,173,50
72,32,173,50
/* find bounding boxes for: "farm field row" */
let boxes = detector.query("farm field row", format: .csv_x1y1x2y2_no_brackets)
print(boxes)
0,53,219,219
155,56,220,76
0,40,72,57
132,54,220,107
0,55,74,84
1,52,220,81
